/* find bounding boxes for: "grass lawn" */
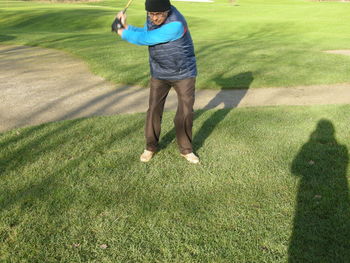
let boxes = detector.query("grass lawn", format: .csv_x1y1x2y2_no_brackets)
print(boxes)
1,0,350,261
1,0,350,89
1,104,350,262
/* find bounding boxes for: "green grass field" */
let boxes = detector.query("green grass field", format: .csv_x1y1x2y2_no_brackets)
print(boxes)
1,0,350,89
1,104,350,262
1,0,350,261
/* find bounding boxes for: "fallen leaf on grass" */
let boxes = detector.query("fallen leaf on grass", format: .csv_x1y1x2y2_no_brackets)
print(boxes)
100,244,108,249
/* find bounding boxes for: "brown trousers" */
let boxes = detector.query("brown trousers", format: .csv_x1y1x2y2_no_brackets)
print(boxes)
145,77,196,154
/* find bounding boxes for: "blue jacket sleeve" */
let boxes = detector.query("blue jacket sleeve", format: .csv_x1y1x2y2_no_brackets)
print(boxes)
127,24,147,32
121,21,184,46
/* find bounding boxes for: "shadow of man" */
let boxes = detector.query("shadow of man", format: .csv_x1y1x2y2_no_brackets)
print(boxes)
158,72,253,153
289,119,350,262
192,71,253,152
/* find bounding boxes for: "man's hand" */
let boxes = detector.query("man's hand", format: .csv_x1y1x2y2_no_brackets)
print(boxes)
117,11,128,29
111,11,128,33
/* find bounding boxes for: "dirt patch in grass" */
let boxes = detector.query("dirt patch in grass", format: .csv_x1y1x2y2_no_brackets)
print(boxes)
324,50,350,56
2,44,350,132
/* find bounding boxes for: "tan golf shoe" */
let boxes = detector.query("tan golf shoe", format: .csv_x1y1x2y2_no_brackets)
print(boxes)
181,152,200,164
140,150,155,162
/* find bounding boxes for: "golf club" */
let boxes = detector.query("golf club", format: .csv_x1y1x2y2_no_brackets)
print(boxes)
122,0,134,13
111,0,134,32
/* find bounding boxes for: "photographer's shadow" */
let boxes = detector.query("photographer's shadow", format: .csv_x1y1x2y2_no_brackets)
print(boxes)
289,119,350,262
159,72,253,153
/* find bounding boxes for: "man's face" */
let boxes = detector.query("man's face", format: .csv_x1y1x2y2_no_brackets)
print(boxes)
148,11,169,26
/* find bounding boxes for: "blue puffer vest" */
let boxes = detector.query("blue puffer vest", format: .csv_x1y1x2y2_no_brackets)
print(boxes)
147,6,197,80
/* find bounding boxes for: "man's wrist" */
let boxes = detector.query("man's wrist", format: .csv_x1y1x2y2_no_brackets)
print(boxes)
117,28,124,36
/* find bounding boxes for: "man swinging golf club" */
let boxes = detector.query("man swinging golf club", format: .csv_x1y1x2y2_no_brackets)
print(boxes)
115,0,199,163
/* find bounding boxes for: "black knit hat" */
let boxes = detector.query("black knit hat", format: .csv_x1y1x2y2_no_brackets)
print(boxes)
145,0,171,12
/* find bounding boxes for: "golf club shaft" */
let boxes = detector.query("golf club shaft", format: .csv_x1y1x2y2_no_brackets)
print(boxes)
123,0,134,13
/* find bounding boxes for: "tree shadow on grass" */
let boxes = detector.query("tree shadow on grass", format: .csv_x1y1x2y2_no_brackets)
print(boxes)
0,115,146,261
289,119,350,262
0,35,16,42
158,72,253,153
1,115,144,175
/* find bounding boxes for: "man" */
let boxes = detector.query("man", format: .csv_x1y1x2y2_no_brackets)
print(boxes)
116,0,199,164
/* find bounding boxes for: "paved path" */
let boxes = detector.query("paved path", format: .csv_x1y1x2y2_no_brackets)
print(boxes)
1,44,350,132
